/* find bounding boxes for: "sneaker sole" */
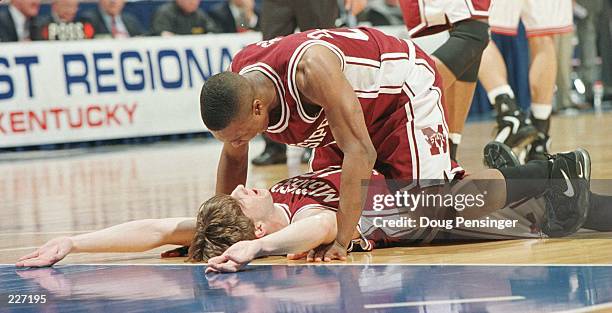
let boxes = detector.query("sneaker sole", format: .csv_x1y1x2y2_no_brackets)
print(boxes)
576,148,591,184
483,141,521,169
572,148,592,233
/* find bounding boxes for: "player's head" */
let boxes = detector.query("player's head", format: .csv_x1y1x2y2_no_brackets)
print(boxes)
98,0,125,17
199,72,269,148
11,0,41,18
187,186,275,262
52,0,79,23
175,0,200,14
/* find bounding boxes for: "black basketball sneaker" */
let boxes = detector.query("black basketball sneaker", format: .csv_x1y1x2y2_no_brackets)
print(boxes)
484,141,591,237
542,148,591,237
493,94,538,149
525,133,551,162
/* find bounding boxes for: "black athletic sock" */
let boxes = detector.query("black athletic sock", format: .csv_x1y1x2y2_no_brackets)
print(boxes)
531,113,551,135
449,140,458,162
584,192,612,231
498,160,552,205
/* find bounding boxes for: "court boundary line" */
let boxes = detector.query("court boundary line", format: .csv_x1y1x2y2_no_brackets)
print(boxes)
364,296,525,309
1,263,612,267
552,302,612,313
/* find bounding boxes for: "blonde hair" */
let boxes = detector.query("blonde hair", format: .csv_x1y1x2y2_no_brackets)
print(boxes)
187,194,256,262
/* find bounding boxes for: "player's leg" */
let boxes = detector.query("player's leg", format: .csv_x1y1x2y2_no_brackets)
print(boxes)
525,35,556,160
445,82,477,160
479,0,538,149
466,144,590,236
583,193,612,232
431,19,489,161
485,141,612,232
521,0,574,161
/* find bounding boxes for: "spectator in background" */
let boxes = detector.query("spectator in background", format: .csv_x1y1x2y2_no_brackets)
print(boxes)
81,0,144,38
40,0,96,41
209,0,259,33
360,0,403,26
151,0,221,36
554,31,574,111
574,0,612,102
0,0,43,42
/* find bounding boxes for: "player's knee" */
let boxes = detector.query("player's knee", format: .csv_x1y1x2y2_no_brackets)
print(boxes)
433,19,490,81
528,35,555,53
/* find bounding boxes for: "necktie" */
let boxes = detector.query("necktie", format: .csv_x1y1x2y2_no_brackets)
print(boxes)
111,16,128,38
24,18,31,40
111,16,118,37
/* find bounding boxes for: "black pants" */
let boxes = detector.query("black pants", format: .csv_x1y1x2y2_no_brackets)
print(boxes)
261,0,338,40
259,0,338,152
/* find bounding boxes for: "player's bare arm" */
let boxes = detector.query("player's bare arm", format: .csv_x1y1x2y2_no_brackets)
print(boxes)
216,142,249,194
295,45,377,256
206,209,337,273
16,218,196,268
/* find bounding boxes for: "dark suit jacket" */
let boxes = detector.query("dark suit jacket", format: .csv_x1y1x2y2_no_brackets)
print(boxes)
0,7,44,42
208,2,259,33
80,7,144,37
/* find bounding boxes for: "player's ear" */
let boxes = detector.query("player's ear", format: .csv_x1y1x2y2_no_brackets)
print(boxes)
254,222,266,238
252,99,264,116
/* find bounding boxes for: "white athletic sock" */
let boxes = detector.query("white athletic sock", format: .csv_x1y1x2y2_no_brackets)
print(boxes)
449,133,462,144
531,104,552,120
487,85,515,104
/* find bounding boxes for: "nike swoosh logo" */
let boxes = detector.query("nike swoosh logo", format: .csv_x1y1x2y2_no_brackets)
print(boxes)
561,169,575,197
577,161,584,178
495,127,511,143
502,116,520,134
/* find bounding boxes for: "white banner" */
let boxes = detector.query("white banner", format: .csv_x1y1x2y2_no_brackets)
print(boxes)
0,32,261,148
0,26,445,148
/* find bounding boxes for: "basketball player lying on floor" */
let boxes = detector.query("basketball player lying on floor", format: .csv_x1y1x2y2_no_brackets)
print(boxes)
16,152,612,272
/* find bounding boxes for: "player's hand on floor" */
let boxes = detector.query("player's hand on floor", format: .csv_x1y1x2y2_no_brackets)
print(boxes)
205,240,262,273
287,252,308,260
16,237,74,267
308,240,347,262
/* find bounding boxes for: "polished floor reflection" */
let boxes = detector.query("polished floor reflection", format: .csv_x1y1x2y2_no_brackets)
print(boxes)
2,264,612,313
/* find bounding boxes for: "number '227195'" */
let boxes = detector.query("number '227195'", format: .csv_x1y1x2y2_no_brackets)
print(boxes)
7,294,47,304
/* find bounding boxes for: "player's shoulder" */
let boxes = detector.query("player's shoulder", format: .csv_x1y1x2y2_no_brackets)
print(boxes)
231,34,305,72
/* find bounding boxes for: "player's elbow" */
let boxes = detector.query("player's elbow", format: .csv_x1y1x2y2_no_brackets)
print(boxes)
364,144,377,167
148,219,176,246
354,142,377,168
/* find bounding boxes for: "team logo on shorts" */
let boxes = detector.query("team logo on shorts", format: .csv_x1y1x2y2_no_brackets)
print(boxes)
421,125,447,156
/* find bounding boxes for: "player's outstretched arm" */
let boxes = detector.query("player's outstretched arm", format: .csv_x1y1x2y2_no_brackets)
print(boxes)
16,217,196,267
216,142,249,194
206,210,337,273
296,45,376,259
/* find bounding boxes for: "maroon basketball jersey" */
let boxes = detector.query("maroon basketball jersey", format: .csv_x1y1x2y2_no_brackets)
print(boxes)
269,166,387,223
230,26,426,149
